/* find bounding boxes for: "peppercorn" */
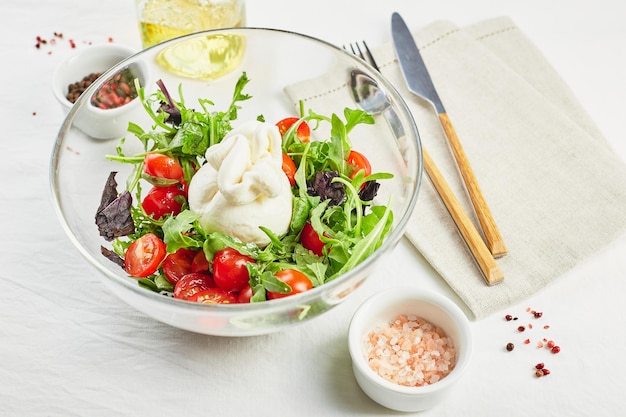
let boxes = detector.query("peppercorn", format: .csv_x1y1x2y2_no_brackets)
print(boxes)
506,342,515,352
66,72,102,103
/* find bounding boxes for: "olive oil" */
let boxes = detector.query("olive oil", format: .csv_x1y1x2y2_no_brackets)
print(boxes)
137,0,246,48
155,33,246,80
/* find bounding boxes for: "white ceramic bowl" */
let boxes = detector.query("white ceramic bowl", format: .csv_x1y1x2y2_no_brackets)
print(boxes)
52,43,150,139
348,287,472,412
50,28,423,337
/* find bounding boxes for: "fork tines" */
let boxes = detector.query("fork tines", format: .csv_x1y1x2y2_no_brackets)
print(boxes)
346,41,380,72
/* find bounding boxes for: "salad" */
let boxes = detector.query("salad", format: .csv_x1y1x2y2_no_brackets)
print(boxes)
96,73,394,304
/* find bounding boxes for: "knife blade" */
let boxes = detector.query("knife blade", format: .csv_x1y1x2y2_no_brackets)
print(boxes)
391,12,508,257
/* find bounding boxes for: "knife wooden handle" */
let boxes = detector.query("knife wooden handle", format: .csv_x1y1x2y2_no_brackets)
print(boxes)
438,112,508,257
422,148,504,285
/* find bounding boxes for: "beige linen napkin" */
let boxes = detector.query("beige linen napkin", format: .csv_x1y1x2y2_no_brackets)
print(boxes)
285,17,626,319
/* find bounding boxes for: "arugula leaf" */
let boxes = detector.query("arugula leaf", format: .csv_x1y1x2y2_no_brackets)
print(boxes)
154,274,174,292
260,271,291,294
169,121,208,155
343,107,375,132
138,278,160,292
202,232,260,261
246,264,290,301
162,210,202,252
332,199,394,278
228,72,252,119
299,261,327,288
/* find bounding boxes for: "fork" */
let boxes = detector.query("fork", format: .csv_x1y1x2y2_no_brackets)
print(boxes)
346,41,504,285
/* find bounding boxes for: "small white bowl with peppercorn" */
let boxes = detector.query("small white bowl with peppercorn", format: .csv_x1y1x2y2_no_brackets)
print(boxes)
348,287,472,412
52,43,149,139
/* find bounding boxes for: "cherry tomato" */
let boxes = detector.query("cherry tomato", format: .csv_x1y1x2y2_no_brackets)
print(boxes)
300,222,326,257
162,248,196,285
141,185,185,219
267,269,313,300
191,250,210,273
237,285,253,303
213,247,255,292
124,233,166,278
191,288,238,304
282,153,297,186
347,150,372,179
173,272,216,300
276,117,310,142
143,153,184,183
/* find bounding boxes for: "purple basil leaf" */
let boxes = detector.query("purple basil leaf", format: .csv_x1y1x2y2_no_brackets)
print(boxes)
95,172,135,241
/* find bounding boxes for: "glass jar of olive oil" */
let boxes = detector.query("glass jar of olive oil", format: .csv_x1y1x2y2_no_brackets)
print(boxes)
136,0,246,48
136,0,246,80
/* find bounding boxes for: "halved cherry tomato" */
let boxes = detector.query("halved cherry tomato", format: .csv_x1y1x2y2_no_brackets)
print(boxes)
300,222,326,257
141,185,186,219
282,153,297,186
213,247,255,292
347,150,372,179
143,153,184,184
237,285,253,303
191,250,210,273
276,117,310,142
173,272,216,300
124,233,167,278
162,248,196,285
191,288,238,304
267,269,313,300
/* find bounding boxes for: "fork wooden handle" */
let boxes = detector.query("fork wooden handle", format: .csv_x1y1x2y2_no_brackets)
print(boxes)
439,113,508,257
423,148,504,285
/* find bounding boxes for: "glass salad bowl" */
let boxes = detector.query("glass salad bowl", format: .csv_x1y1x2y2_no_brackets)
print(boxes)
50,28,423,337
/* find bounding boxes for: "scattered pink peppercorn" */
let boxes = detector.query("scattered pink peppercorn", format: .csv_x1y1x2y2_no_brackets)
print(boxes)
502,308,562,379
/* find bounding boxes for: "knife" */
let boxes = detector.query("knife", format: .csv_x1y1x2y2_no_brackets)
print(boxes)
391,12,507,258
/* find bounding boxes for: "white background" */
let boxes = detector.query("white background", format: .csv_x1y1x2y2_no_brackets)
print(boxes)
1,1,625,416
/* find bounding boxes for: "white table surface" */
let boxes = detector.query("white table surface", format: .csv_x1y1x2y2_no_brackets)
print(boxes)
2,1,625,416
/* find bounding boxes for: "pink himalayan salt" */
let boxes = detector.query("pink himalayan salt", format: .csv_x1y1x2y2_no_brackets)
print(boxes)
364,314,456,387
